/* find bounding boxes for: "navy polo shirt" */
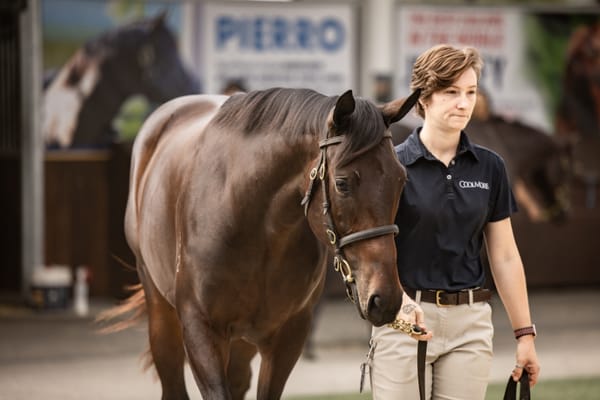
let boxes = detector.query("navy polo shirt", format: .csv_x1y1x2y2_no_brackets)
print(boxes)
394,128,517,291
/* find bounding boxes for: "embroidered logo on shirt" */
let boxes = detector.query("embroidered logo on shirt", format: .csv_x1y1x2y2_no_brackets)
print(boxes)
459,180,489,190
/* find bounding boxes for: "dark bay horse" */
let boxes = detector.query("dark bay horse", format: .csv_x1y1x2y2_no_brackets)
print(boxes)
111,88,419,399
43,12,199,148
390,115,572,223
554,22,600,201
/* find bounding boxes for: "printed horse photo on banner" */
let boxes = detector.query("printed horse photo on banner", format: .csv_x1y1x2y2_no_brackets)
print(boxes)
99,88,422,399
43,11,199,149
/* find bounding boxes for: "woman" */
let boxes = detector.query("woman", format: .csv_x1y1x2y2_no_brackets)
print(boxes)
369,44,540,399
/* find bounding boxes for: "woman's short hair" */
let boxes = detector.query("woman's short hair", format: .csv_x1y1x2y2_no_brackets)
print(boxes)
410,44,483,118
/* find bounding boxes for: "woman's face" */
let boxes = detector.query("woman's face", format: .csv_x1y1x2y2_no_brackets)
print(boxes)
422,67,478,132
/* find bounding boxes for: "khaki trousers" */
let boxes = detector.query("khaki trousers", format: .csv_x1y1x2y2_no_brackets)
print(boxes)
369,299,494,400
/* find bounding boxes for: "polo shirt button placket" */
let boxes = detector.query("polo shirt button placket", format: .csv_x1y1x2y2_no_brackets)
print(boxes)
446,160,455,197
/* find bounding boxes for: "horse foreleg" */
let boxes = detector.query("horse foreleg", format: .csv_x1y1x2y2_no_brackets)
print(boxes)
228,339,258,400
138,266,189,400
256,309,313,400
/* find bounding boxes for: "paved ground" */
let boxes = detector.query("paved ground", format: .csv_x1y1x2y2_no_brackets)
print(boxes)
0,288,599,399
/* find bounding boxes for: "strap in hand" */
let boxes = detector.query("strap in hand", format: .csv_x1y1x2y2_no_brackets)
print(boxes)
503,370,530,400
417,340,427,400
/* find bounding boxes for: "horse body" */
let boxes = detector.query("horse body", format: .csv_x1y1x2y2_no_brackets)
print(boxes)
555,22,600,196
467,117,571,222
123,88,416,399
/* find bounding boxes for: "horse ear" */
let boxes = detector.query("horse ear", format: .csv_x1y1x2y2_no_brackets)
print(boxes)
380,89,421,125
333,89,356,127
150,10,169,30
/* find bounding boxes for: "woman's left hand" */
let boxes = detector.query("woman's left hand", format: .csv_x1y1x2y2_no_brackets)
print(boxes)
512,335,540,387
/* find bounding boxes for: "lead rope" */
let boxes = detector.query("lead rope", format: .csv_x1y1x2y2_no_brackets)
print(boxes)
417,340,427,400
360,326,427,400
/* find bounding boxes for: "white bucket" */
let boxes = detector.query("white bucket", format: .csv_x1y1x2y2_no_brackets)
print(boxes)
30,265,72,310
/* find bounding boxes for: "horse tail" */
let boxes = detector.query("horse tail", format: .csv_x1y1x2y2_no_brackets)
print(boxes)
96,283,147,334
96,283,155,372
96,253,146,334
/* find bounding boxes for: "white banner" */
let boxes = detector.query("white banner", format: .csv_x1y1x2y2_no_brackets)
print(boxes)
201,2,356,96
395,6,551,132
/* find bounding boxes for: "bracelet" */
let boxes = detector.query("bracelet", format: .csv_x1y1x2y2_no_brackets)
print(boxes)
514,324,536,340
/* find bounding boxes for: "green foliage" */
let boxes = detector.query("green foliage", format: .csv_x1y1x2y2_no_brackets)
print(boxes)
112,96,151,141
43,39,82,70
486,376,600,400
523,15,568,124
107,0,145,23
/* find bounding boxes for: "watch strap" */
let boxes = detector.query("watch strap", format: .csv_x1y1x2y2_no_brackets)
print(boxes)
514,324,536,340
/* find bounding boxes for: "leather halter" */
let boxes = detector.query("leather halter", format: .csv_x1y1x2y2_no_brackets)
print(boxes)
301,133,399,319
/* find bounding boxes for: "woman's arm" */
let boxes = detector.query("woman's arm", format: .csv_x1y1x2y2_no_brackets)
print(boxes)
484,217,540,386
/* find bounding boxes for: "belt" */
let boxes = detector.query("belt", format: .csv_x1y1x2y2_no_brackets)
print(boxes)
405,288,492,306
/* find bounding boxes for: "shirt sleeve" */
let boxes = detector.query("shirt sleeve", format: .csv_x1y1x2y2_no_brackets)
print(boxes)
488,156,518,222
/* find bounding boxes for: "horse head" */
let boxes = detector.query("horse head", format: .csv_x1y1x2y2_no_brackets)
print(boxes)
303,90,419,326
129,12,200,102
556,22,600,140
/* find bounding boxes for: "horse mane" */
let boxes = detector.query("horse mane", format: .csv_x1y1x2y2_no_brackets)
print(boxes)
211,87,388,163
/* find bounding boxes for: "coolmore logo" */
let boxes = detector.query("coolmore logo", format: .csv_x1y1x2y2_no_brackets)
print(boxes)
459,180,490,190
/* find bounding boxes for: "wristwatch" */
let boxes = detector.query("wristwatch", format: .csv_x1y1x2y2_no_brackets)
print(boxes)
514,324,537,340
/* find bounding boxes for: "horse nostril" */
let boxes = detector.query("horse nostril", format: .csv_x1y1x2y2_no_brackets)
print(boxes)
368,294,382,313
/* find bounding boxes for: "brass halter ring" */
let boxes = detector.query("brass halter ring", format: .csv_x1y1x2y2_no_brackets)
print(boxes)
326,229,337,245
333,256,354,283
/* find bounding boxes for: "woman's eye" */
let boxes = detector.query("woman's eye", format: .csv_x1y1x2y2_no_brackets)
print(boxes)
335,178,350,194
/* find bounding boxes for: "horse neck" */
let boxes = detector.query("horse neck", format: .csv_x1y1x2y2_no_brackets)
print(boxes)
72,71,134,146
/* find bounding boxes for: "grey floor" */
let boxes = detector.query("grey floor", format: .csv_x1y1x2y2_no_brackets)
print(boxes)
1,288,599,399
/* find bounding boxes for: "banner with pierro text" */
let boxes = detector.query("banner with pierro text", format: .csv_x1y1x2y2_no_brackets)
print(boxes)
395,6,550,132
201,2,356,95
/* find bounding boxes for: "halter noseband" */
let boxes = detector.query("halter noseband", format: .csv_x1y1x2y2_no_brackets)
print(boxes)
301,133,398,319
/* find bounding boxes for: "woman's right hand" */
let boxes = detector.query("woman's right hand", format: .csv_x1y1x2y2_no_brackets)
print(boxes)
392,291,433,341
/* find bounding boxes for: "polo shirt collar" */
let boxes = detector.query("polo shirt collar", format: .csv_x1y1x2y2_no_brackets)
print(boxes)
403,127,480,165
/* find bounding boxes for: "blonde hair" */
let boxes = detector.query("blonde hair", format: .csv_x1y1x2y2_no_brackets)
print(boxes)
410,44,483,118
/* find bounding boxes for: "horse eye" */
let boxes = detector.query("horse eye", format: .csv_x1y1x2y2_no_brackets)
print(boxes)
335,178,350,194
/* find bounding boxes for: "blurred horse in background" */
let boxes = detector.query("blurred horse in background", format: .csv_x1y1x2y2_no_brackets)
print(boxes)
555,22,600,206
391,90,572,224
43,12,199,148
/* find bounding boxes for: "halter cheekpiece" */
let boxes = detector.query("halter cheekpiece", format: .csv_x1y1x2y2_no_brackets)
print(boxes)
301,133,399,318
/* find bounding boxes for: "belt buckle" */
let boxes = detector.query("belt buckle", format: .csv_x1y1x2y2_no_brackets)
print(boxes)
435,290,449,307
